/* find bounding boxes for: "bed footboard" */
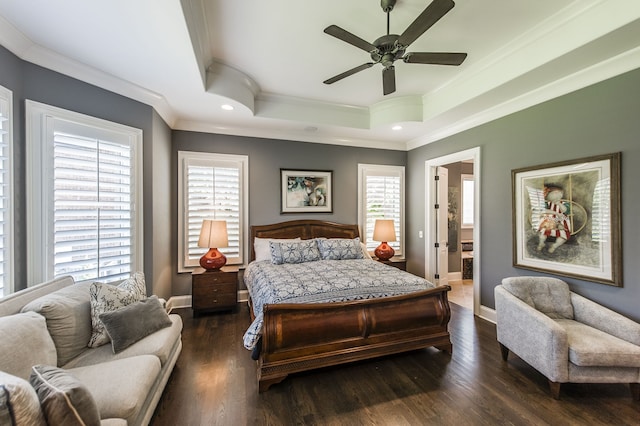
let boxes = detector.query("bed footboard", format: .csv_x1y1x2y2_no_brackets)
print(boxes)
258,285,451,392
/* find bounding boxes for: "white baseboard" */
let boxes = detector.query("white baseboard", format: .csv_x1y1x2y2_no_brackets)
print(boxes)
448,272,462,281
478,305,496,324
166,290,249,313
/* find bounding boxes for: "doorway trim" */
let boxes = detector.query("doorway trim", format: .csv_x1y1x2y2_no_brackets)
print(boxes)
425,147,481,315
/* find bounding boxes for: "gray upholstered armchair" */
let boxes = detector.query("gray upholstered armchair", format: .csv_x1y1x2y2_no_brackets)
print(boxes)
495,276,640,400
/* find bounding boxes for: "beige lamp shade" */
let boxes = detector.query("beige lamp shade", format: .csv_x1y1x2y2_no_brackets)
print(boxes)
197,220,228,270
373,219,397,242
198,220,229,248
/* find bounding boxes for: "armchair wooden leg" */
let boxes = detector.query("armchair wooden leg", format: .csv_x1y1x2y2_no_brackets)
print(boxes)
499,343,509,361
630,383,639,401
549,381,561,400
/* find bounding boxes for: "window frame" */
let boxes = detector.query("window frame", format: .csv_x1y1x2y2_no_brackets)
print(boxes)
357,163,405,258
461,174,475,229
26,100,144,286
177,151,249,272
0,85,13,296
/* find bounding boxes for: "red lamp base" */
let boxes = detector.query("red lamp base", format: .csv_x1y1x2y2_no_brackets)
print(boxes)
200,248,227,271
374,242,395,261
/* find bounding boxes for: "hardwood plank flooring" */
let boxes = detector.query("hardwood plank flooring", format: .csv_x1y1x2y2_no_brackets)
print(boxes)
151,303,639,425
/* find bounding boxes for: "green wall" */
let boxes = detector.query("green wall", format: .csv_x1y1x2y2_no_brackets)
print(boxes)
407,68,640,322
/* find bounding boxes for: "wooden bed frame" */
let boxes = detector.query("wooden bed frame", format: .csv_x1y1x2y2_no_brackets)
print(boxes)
249,219,452,392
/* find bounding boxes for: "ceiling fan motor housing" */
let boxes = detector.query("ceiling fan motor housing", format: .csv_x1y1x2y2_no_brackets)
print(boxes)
371,34,405,66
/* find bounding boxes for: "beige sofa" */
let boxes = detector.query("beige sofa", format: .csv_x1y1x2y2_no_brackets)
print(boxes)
0,276,183,425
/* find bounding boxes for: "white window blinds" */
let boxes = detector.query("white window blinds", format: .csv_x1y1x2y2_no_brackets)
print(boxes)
0,86,13,296
358,164,405,256
27,101,143,285
52,133,134,282
178,151,248,271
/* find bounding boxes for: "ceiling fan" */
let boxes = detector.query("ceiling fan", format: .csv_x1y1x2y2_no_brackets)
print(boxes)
323,0,467,95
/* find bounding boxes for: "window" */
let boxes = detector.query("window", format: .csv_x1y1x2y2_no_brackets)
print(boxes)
178,151,248,272
26,101,143,285
358,164,405,257
0,85,13,296
461,174,474,228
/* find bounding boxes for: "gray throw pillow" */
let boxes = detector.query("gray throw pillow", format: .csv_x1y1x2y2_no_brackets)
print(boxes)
29,365,100,426
99,296,173,354
0,371,46,426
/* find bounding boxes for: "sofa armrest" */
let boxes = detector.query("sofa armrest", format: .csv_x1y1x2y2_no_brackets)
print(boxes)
571,292,640,346
495,285,569,382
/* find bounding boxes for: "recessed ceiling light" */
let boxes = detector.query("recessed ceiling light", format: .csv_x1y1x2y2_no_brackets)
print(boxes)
392,125,402,131
221,104,234,111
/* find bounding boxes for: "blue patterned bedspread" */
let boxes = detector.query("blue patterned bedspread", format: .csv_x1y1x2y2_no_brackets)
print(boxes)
242,259,435,350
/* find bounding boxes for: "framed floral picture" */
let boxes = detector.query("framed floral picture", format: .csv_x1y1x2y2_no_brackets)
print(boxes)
281,169,333,213
512,152,621,286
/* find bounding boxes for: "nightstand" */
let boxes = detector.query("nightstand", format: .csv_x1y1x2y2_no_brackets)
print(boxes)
191,266,238,317
375,258,407,271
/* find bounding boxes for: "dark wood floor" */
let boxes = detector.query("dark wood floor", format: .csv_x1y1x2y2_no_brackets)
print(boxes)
151,302,639,425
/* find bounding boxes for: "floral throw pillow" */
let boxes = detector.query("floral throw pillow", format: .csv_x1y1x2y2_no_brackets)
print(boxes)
88,272,147,348
317,237,364,260
270,240,321,265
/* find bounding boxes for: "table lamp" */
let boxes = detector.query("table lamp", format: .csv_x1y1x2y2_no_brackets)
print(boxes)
373,219,397,261
197,219,228,270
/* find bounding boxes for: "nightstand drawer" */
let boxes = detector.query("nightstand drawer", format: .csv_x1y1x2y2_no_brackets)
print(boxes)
193,281,236,299
193,284,237,310
193,273,236,285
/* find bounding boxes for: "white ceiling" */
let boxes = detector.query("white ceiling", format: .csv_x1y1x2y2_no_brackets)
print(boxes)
1,0,639,150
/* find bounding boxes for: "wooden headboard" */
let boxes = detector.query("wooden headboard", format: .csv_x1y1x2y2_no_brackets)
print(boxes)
250,220,360,261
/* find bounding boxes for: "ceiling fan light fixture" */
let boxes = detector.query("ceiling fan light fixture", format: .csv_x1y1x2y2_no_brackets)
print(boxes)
221,104,234,111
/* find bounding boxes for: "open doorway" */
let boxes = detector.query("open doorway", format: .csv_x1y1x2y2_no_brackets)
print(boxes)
425,147,481,314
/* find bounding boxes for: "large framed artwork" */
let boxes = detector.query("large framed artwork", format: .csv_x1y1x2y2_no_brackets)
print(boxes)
281,169,333,213
512,152,621,286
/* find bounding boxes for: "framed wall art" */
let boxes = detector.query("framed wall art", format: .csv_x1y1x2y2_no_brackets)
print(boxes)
281,169,333,213
512,152,621,286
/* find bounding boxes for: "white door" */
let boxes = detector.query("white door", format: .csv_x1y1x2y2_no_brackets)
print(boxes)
436,166,449,286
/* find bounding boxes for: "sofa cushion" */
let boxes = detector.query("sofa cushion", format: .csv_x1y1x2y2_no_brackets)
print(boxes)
68,355,161,424
0,371,46,426
21,282,93,366
88,272,147,348
30,365,101,426
62,314,183,369
100,296,173,353
0,312,57,379
501,276,573,319
556,319,640,367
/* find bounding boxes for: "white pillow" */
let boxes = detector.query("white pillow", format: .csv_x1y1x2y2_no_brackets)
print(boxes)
253,237,300,262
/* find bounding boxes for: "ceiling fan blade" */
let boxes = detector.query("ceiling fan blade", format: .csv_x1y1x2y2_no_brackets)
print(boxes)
403,52,467,65
397,0,455,48
324,25,377,53
323,63,375,85
382,66,396,95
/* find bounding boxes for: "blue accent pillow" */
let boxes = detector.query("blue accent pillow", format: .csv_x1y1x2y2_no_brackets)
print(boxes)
270,240,321,264
317,237,364,260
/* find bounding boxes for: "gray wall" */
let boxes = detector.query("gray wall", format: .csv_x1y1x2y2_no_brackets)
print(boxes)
172,131,407,294
407,67,640,322
0,46,172,298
